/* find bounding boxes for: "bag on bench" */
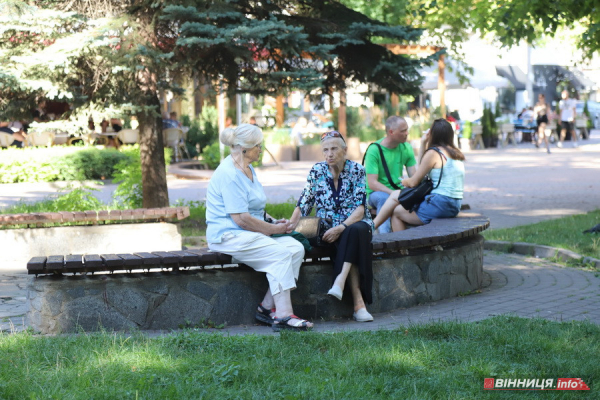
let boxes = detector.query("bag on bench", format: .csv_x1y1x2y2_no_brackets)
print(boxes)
295,216,332,247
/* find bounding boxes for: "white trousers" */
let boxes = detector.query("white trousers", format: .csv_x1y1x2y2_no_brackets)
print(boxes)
209,231,305,296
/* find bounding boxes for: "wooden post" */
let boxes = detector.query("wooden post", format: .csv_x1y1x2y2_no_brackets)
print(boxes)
217,87,226,160
276,95,284,128
391,93,399,114
438,54,446,118
338,89,347,137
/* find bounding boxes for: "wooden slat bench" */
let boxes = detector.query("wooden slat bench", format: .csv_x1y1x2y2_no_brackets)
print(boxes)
0,206,190,228
27,214,489,276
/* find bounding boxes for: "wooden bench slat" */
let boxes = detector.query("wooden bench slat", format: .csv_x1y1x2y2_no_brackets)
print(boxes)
65,254,83,269
46,255,64,271
84,254,103,268
100,254,125,267
27,256,47,272
133,252,162,265
115,253,143,266
168,250,200,263
151,251,180,264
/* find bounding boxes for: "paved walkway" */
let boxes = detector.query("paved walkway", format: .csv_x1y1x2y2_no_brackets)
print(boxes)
2,251,599,334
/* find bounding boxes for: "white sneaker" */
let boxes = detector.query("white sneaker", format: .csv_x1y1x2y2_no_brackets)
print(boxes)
327,285,343,301
557,142,563,148
353,308,374,322
573,142,579,148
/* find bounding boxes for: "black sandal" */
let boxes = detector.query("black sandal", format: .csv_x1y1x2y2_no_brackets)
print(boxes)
255,304,275,325
272,315,312,332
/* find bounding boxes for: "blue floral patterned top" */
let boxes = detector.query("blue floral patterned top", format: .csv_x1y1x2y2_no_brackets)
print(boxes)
297,160,374,229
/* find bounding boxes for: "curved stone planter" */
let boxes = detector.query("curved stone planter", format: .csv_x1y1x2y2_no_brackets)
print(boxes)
28,235,483,333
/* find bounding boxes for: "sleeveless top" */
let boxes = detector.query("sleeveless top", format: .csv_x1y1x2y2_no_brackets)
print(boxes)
430,157,464,199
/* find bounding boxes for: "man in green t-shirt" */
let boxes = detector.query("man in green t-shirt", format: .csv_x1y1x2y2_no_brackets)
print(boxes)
364,116,417,233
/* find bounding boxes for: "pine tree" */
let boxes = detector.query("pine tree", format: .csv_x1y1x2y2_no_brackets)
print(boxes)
2,0,432,207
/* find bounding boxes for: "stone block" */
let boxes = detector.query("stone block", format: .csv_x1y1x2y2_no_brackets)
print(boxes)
512,242,536,256
533,245,557,259
149,289,213,330
208,280,262,326
187,281,216,301
56,296,138,333
106,286,150,326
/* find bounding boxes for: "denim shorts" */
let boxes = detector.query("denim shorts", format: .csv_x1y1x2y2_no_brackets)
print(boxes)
415,193,461,224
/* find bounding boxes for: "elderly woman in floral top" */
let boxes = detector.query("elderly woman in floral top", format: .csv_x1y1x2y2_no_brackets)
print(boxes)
290,131,375,322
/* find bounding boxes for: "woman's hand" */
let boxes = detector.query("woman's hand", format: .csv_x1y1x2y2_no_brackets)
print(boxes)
401,177,417,188
420,129,430,144
273,221,294,235
322,225,345,243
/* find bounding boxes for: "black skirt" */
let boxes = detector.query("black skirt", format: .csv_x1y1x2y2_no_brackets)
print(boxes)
332,221,373,304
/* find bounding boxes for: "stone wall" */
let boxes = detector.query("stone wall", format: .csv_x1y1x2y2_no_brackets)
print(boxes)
27,235,483,334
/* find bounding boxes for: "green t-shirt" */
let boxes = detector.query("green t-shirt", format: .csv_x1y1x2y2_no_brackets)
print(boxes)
364,139,417,195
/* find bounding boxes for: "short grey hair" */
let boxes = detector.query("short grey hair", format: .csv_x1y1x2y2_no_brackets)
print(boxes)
220,123,263,149
385,116,406,133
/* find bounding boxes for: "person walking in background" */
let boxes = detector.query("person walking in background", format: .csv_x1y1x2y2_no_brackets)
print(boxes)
558,90,578,148
364,116,416,234
534,94,551,154
373,119,465,232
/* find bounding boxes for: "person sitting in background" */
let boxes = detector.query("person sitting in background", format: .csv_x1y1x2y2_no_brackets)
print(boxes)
32,100,49,122
290,130,375,322
163,112,182,129
0,121,27,147
372,119,465,232
99,119,121,149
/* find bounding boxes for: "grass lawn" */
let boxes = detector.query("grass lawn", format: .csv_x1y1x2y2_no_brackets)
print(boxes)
1,316,597,399
484,209,600,260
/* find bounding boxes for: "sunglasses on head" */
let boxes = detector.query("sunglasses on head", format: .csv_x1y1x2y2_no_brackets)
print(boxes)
320,131,346,143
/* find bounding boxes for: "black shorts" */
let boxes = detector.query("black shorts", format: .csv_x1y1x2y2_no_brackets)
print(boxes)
561,121,574,131
536,115,548,125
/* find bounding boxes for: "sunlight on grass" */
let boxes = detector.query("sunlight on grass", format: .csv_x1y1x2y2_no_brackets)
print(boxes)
484,209,600,259
1,316,598,398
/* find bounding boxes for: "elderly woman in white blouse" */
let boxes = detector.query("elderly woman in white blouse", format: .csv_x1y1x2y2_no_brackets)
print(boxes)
206,124,313,331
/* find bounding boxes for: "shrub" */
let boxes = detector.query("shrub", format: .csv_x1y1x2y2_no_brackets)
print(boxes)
112,145,172,209
0,146,130,183
201,141,230,169
0,184,105,214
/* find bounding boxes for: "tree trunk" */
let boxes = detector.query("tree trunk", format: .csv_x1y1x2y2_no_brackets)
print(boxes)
137,95,169,208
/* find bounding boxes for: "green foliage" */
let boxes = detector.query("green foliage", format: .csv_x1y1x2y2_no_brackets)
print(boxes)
181,105,219,159
201,141,230,170
462,120,472,139
332,107,364,138
111,145,172,209
0,146,130,183
0,316,598,398
481,104,497,139
484,209,600,260
264,201,297,219
1,184,105,215
112,146,144,209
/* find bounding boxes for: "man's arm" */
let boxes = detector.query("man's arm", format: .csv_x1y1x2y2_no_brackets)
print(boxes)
367,173,392,194
406,165,416,178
